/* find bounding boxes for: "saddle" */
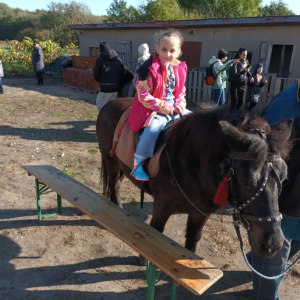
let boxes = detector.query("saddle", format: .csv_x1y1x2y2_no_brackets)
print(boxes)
111,108,178,178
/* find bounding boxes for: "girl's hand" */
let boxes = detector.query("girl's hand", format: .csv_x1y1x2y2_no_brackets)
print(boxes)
174,107,181,114
263,79,268,84
245,67,251,73
249,77,254,83
233,59,240,64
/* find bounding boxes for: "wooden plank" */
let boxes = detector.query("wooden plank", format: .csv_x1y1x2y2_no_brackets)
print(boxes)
192,70,198,102
203,81,208,102
273,78,282,97
197,71,203,103
22,162,223,296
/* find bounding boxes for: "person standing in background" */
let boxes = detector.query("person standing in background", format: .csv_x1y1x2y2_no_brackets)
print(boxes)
93,42,127,111
229,47,254,110
32,41,45,86
208,49,240,106
0,60,4,94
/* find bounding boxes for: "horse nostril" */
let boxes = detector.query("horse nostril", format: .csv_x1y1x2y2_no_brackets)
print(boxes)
260,244,273,255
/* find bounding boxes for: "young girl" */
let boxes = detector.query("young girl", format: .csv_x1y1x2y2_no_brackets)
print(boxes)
128,28,189,181
246,63,268,111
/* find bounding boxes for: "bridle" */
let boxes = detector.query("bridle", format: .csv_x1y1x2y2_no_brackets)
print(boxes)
224,150,284,231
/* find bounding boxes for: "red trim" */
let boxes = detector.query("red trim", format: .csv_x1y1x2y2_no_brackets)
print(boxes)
110,117,129,157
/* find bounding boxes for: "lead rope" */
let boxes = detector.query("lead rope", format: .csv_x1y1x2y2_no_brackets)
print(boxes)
166,146,300,279
234,223,300,280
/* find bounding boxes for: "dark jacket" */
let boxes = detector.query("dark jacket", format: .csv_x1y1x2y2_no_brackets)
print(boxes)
31,46,45,73
229,59,251,87
246,74,266,103
93,42,128,93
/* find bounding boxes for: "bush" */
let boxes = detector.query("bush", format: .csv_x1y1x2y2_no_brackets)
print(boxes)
0,37,79,76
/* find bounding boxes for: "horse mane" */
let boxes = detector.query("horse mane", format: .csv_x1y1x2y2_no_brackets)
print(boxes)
168,104,290,161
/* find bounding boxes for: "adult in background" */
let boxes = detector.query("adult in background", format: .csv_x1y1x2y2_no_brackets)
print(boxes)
0,59,4,94
32,41,45,86
229,47,254,110
248,81,300,300
208,49,240,106
93,42,127,111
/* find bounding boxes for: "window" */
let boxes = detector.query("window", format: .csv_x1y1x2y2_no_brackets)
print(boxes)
268,45,293,78
89,47,100,57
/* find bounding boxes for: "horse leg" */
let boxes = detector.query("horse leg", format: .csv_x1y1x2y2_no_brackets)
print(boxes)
102,156,123,208
139,201,172,265
185,213,209,253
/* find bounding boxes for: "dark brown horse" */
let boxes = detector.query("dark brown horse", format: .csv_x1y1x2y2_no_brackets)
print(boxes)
96,99,292,258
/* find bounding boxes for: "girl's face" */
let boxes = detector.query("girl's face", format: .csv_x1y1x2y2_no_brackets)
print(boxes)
221,56,227,62
239,51,247,60
257,67,263,74
156,36,181,64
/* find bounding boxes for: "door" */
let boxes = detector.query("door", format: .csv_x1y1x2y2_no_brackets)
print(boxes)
181,42,202,68
116,40,133,70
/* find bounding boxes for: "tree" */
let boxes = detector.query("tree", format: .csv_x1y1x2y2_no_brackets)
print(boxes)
105,0,142,23
259,0,295,17
177,0,262,19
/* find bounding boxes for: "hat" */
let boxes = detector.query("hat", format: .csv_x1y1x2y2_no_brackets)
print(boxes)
138,43,149,55
100,42,111,53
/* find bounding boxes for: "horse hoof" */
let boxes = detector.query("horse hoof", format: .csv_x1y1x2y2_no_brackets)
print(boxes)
139,254,146,266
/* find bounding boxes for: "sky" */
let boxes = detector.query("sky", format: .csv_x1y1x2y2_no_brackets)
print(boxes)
1,0,300,16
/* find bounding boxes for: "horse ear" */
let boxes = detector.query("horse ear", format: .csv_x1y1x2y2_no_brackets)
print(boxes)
219,121,248,150
270,119,293,143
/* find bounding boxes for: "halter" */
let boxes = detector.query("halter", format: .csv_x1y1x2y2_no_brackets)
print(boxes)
225,151,283,231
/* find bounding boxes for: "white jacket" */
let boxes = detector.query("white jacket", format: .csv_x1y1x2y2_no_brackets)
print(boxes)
0,60,4,77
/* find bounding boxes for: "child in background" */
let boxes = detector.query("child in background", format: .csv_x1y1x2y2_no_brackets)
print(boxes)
128,28,189,181
246,63,268,111
0,60,4,94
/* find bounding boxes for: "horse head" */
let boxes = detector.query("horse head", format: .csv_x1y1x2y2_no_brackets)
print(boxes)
219,117,292,257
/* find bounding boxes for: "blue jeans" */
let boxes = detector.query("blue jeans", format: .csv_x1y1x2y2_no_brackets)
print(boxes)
212,89,225,106
249,237,300,300
136,109,191,158
0,77,3,92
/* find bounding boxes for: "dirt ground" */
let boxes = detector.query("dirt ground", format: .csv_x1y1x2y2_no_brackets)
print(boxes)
0,77,299,300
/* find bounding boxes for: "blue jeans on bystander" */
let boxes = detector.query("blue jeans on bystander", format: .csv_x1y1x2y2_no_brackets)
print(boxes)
0,77,3,93
212,89,225,106
248,236,300,300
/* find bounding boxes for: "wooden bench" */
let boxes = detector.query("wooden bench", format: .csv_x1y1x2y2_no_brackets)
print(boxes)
22,162,223,299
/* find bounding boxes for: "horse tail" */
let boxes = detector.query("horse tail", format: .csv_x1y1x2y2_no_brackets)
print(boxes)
101,157,110,198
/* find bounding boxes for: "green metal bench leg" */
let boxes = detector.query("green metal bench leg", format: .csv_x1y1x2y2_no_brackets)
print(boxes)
35,178,42,220
146,260,157,300
57,194,62,214
171,280,177,300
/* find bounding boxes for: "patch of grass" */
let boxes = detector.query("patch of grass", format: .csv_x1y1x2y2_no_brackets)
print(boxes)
89,149,99,154
222,264,231,270
139,277,147,285
76,169,86,176
51,111,65,117
1,230,10,236
28,126,37,129
62,168,75,178
65,163,80,168
130,198,138,206
121,196,127,200
90,113,98,119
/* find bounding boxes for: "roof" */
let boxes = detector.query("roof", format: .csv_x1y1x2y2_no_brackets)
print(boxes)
69,15,300,30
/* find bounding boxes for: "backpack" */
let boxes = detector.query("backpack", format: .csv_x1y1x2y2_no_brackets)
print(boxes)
204,62,219,85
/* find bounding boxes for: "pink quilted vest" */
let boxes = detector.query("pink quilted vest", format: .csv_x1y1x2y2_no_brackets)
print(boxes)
128,54,187,132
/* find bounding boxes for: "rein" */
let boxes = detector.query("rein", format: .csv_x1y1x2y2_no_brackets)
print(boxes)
165,146,300,279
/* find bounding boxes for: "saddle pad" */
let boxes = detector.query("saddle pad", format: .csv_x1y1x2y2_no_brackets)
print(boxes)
112,108,163,178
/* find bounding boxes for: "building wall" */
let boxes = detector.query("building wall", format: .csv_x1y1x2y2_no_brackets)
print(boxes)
78,25,300,78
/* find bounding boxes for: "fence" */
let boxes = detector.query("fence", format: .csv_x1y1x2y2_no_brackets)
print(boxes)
185,69,299,113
